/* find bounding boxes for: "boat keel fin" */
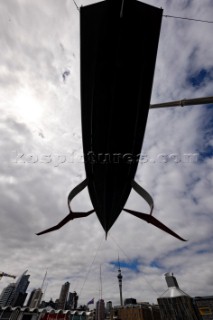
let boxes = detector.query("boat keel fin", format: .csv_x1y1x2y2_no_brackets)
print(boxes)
131,180,154,214
36,179,94,235
123,208,186,241
123,180,186,241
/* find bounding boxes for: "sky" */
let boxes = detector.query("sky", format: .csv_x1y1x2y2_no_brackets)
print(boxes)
0,0,213,308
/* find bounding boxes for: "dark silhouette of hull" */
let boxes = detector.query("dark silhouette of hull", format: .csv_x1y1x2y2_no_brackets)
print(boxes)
81,0,162,232
37,0,186,241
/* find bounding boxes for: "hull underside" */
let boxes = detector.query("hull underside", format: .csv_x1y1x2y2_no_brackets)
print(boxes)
80,0,162,232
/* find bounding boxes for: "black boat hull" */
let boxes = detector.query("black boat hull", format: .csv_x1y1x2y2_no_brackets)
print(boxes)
37,1,186,241
80,0,162,232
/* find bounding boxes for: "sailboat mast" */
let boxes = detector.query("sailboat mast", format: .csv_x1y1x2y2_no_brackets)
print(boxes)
41,270,47,292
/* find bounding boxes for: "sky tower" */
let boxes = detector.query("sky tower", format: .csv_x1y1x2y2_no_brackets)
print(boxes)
117,260,123,306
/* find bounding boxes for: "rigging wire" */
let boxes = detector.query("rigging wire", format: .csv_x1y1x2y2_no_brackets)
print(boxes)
109,234,161,297
163,14,213,24
72,0,213,24
72,0,80,11
99,264,103,300
78,236,104,298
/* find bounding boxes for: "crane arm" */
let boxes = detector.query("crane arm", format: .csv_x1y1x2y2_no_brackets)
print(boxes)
0,272,16,280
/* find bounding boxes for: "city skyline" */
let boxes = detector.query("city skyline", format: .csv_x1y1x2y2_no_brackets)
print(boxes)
0,267,212,310
0,270,212,319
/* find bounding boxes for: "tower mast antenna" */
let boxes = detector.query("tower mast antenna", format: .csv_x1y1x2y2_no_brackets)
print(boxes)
117,255,123,306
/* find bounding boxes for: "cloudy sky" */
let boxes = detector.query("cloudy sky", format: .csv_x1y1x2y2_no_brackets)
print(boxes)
0,0,213,308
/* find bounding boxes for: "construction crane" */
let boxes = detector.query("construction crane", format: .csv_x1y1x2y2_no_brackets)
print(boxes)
0,272,16,280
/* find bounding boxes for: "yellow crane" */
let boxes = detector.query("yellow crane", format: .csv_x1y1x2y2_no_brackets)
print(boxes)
0,272,16,280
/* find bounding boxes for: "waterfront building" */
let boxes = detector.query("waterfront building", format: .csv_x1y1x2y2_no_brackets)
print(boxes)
111,303,161,320
194,296,213,319
157,273,199,320
0,306,92,320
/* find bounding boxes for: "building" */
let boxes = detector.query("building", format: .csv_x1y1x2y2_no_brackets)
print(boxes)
11,270,30,307
106,301,112,314
0,306,93,320
111,303,161,320
95,299,105,320
40,298,56,309
72,292,78,310
106,301,112,319
157,273,199,320
194,296,213,319
57,282,70,310
124,298,137,305
0,284,16,307
0,271,30,307
66,292,73,310
66,292,79,310
27,288,43,308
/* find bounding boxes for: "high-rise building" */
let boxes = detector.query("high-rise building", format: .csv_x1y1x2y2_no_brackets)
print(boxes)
95,299,105,320
11,270,30,307
0,283,16,307
27,289,36,307
66,292,73,310
57,282,70,310
27,288,43,308
66,292,78,310
157,273,199,320
106,301,112,313
0,270,30,307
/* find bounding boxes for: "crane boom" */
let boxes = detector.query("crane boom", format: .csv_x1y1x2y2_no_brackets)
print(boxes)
0,272,16,280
